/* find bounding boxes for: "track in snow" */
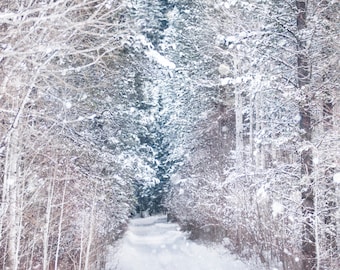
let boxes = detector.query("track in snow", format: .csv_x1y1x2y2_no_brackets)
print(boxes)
105,215,250,270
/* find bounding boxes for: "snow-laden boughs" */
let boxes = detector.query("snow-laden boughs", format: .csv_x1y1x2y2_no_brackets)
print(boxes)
0,0,338,269
0,0,140,269
165,1,339,270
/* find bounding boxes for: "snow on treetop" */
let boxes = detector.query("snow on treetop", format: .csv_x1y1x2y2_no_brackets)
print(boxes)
136,34,154,49
166,6,179,21
135,34,176,69
146,49,176,69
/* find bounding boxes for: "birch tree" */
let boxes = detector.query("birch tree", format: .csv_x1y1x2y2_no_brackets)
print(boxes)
165,0,339,269
0,0,135,269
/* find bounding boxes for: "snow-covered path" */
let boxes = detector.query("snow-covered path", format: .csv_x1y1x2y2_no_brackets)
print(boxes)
105,215,250,270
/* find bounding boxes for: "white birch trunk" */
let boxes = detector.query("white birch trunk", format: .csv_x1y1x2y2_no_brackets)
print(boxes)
84,182,97,270
0,62,21,249
255,91,264,170
249,93,254,166
43,172,55,270
5,126,20,270
28,227,39,270
78,219,85,270
2,78,35,268
335,97,340,170
235,89,243,168
335,100,340,253
54,180,67,270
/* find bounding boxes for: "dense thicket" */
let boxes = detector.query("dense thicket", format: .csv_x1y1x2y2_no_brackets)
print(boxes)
165,1,339,270
0,0,339,270
0,1,140,269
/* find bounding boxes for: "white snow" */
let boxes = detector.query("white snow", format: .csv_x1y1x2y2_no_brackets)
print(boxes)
146,49,176,69
137,32,176,69
224,35,238,44
105,215,250,270
81,94,88,101
220,77,232,86
224,1,237,9
64,101,72,109
272,201,284,217
293,114,301,122
218,64,230,76
334,172,340,184
105,0,113,9
166,6,179,21
256,184,269,202
136,34,153,49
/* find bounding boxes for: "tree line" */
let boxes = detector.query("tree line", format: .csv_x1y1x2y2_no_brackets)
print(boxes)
164,1,339,270
0,0,339,270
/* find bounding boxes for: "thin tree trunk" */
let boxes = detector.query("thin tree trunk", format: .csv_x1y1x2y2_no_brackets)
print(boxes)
235,89,244,167
234,55,244,169
28,227,39,270
84,182,97,270
296,1,316,269
43,169,55,270
78,217,85,270
54,179,67,270
5,126,20,270
323,100,338,257
255,92,263,170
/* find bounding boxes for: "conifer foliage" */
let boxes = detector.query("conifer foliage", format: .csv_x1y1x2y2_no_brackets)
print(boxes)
165,1,339,269
0,0,339,269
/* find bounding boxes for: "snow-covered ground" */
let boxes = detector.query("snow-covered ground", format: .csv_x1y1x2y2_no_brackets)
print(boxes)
105,215,250,270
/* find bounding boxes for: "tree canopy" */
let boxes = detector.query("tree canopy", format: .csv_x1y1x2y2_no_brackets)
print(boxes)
0,0,339,269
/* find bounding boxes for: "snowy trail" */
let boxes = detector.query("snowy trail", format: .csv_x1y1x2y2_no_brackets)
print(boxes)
105,215,250,270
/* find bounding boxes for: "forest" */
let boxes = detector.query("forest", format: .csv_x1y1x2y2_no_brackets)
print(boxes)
0,0,339,269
